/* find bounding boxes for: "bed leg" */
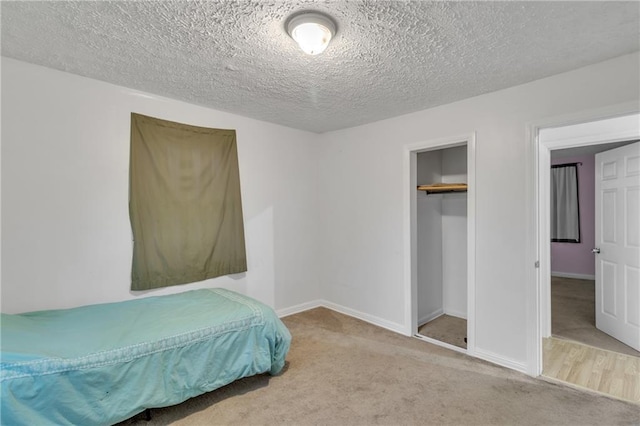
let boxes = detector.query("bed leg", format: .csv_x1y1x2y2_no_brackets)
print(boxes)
144,408,152,421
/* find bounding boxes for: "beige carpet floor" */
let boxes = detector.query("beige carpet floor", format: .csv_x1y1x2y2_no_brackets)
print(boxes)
418,314,467,349
121,307,639,425
552,276,640,357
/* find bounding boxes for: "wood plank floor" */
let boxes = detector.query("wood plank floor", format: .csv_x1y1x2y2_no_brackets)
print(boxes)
543,337,640,404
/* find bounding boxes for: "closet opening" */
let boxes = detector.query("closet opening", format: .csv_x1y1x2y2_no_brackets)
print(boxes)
404,134,476,355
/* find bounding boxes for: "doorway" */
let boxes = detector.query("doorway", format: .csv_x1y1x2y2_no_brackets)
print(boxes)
550,142,640,357
404,134,476,355
532,112,640,401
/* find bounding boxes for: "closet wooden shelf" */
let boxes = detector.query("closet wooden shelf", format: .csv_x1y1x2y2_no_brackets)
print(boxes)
417,183,468,194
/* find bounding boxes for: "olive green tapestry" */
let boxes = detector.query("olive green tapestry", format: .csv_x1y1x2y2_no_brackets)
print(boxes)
129,113,247,290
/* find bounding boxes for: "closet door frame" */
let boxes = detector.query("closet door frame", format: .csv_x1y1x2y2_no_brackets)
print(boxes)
403,133,476,356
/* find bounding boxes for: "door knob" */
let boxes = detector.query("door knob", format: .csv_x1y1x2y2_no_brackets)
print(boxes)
591,248,601,254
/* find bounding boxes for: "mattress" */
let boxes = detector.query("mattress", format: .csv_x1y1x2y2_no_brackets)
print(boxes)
1,288,291,425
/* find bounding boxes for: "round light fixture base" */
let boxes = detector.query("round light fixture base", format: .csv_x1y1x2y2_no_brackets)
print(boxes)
287,11,336,55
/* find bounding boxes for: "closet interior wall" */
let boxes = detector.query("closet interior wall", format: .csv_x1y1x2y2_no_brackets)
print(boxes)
417,146,468,325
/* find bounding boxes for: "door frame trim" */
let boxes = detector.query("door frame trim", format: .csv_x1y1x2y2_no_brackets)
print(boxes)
525,101,640,376
403,132,476,356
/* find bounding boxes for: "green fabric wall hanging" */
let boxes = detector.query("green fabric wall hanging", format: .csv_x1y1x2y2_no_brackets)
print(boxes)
129,113,247,290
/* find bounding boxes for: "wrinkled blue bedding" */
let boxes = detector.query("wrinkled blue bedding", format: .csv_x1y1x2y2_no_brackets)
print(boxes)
1,288,291,425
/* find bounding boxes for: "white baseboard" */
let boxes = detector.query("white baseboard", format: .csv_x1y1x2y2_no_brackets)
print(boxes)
443,309,467,320
277,299,406,335
474,348,528,374
276,300,323,318
277,300,527,375
414,333,467,355
551,271,595,280
321,300,407,335
418,309,443,326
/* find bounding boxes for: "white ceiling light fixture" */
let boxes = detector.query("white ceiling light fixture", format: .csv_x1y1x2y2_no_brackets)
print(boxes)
287,11,336,56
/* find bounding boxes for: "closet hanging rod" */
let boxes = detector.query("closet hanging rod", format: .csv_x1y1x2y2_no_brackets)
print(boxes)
417,183,468,194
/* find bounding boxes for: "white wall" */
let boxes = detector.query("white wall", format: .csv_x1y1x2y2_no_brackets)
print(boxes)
317,52,639,367
416,151,443,324
1,58,321,314
2,52,638,373
441,146,467,319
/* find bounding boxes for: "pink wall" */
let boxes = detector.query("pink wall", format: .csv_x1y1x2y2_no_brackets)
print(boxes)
550,154,595,277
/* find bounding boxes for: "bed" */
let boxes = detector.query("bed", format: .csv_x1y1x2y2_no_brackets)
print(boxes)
1,288,291,425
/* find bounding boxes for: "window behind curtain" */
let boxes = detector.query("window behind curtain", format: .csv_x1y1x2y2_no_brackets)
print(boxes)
550,163,581,243
129,113,247,291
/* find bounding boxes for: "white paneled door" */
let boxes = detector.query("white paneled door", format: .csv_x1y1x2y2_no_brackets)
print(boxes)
595,141,640,351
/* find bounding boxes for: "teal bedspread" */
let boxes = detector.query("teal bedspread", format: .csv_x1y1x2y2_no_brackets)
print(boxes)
1,288,291,425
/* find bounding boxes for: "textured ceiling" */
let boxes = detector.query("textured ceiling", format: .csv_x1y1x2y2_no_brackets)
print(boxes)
2,1,639,133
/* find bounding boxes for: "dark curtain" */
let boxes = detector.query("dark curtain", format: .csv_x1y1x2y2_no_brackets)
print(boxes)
551,164,581,243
